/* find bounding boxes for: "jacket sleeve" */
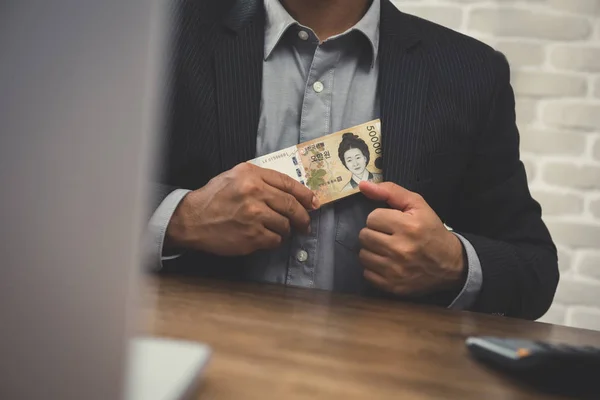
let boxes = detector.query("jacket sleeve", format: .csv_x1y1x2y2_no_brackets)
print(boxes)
449,51,559,320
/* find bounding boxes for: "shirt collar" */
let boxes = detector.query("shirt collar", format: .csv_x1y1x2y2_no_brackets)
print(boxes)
263,0,380,68
350,0,380,67
263,0,297,60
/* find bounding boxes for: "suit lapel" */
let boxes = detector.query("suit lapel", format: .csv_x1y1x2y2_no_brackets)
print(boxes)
215,0,265,171
379,0,431,192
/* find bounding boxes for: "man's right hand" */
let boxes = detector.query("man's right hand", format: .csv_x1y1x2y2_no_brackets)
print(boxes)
164,163,320,256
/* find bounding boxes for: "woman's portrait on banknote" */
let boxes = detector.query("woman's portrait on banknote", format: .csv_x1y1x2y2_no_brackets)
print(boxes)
338,132,382,192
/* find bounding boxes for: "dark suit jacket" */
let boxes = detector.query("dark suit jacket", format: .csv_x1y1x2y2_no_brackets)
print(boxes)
153,0,559,320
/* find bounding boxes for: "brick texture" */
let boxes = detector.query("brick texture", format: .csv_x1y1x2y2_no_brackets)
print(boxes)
532,190,584,216
551,46,600,72
542,163,600,190
544,0,600,16
569,309,600,331
590,198,600,219
577,252,600,281
520,128,586,155
468,9,591,41
392,0,600,330
512,71,587,98
554,278,600,306
495,41,544,67
545,222,600,249
515,98,538,125
543,102,600,131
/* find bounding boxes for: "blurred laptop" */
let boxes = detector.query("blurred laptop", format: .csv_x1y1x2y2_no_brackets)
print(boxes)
0,1,210,399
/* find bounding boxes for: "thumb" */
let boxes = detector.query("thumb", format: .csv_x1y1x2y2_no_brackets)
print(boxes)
359,181,423,212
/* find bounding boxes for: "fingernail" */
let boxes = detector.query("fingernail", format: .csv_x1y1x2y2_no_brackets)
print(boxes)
312,195,320,209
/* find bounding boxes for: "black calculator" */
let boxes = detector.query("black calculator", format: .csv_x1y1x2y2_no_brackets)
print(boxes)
466,336,600,397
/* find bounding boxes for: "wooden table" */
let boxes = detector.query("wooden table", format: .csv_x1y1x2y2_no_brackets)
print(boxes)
143,276,600,399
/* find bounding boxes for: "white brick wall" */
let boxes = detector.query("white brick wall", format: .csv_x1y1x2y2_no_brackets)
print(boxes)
392,0,600,330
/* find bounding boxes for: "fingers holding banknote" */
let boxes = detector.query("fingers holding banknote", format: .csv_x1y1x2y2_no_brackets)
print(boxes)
260,167,320,228
165,163,320,256
357,181,465,296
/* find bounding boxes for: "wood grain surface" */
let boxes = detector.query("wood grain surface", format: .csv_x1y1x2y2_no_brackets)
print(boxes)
142,276,600,399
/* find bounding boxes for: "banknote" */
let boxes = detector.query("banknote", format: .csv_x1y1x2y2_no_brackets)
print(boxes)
248,119,383,205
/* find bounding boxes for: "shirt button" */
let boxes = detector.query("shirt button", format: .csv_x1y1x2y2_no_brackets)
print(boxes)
313,81,324,93
296,250,308,263
298,30,309,41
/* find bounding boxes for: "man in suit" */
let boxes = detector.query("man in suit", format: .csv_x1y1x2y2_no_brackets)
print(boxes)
148,0,559,320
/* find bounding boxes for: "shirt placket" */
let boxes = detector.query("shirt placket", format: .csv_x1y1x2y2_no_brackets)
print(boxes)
286,31,338,288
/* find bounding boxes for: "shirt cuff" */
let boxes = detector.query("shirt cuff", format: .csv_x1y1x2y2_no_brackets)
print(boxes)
448,232,483,310
146,188,191,270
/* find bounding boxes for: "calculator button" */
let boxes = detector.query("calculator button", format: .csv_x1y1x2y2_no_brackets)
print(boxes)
516,348,531,358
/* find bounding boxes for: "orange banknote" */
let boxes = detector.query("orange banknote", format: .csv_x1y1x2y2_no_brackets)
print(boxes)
248,119,383,204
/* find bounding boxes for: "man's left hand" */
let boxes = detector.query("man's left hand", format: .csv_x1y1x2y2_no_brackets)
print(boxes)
358,181,465,296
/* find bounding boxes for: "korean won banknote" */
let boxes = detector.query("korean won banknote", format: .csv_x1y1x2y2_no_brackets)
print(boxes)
248,119,383,205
